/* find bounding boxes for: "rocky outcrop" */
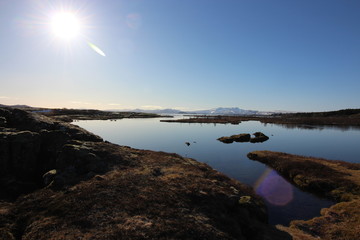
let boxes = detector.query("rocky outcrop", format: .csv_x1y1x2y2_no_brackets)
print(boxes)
218,132,269,144
0,107,102,200
0,107,290,239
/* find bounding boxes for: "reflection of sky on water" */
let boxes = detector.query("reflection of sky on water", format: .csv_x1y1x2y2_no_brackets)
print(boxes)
76,117,358,225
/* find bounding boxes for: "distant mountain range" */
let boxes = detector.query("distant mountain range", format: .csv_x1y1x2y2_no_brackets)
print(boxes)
0,104,291,116
120,107,287,116
0,104,31,108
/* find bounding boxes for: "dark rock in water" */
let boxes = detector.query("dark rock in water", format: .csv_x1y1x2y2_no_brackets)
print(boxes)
185,142,190,146
217,136,234,143
218,133,251,143
250,132,269,143
232,133,251,142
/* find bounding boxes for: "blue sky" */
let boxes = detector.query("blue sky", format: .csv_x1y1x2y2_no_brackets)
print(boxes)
1,0,359,111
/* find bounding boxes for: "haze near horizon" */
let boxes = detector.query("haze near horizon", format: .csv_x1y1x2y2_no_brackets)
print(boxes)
1,0,359,112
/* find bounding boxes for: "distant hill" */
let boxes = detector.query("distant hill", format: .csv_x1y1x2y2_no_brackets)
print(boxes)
0,104,32,108
191,107,259,115
132,108,183,114
118,107,281,115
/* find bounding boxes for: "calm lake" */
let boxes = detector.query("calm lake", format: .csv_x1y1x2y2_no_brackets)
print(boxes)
76,116,360,225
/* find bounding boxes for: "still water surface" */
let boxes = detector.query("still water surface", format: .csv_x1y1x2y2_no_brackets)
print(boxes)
76,116,360,225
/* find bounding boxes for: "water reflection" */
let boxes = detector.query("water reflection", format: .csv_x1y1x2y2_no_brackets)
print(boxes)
76,117,359,225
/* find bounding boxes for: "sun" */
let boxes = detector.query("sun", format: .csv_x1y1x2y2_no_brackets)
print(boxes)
51,12,82,40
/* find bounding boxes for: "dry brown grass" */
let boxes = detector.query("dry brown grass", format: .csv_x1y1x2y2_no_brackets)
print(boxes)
1,147,291,240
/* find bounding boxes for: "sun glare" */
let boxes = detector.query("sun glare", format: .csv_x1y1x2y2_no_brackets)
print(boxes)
51,12,81,40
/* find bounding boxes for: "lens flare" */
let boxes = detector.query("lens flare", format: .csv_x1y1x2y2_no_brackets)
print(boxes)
87,42,106,57
254,169,293,206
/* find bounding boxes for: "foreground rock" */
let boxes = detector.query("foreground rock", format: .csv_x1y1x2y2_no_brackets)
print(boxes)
0,108,102,200
0,107,290,239
248,151,360,240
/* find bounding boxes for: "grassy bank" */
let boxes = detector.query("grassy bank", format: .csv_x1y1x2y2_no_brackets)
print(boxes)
248,151,360,239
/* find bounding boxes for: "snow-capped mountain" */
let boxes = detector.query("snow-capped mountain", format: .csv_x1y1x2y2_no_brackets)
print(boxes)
194,107,259,115
119,107,269,115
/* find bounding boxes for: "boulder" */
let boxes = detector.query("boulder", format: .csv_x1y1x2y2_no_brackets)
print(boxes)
231,133,251,142
250,132,269,143
55,143,108,186
42,169,57,186
217,133,251,143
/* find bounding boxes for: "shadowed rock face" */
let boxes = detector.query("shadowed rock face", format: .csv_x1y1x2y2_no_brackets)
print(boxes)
0,107,103,200
0,107,291,240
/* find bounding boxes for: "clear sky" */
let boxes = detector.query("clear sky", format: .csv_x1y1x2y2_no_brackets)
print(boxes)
1,0,359,111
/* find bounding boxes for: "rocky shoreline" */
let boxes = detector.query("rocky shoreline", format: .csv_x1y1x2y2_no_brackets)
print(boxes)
160,109,360,128
33,108,169,122
0,107,289,239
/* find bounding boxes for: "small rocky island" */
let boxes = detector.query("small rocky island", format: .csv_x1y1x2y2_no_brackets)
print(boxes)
0,107,289,240
218,132,269,144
